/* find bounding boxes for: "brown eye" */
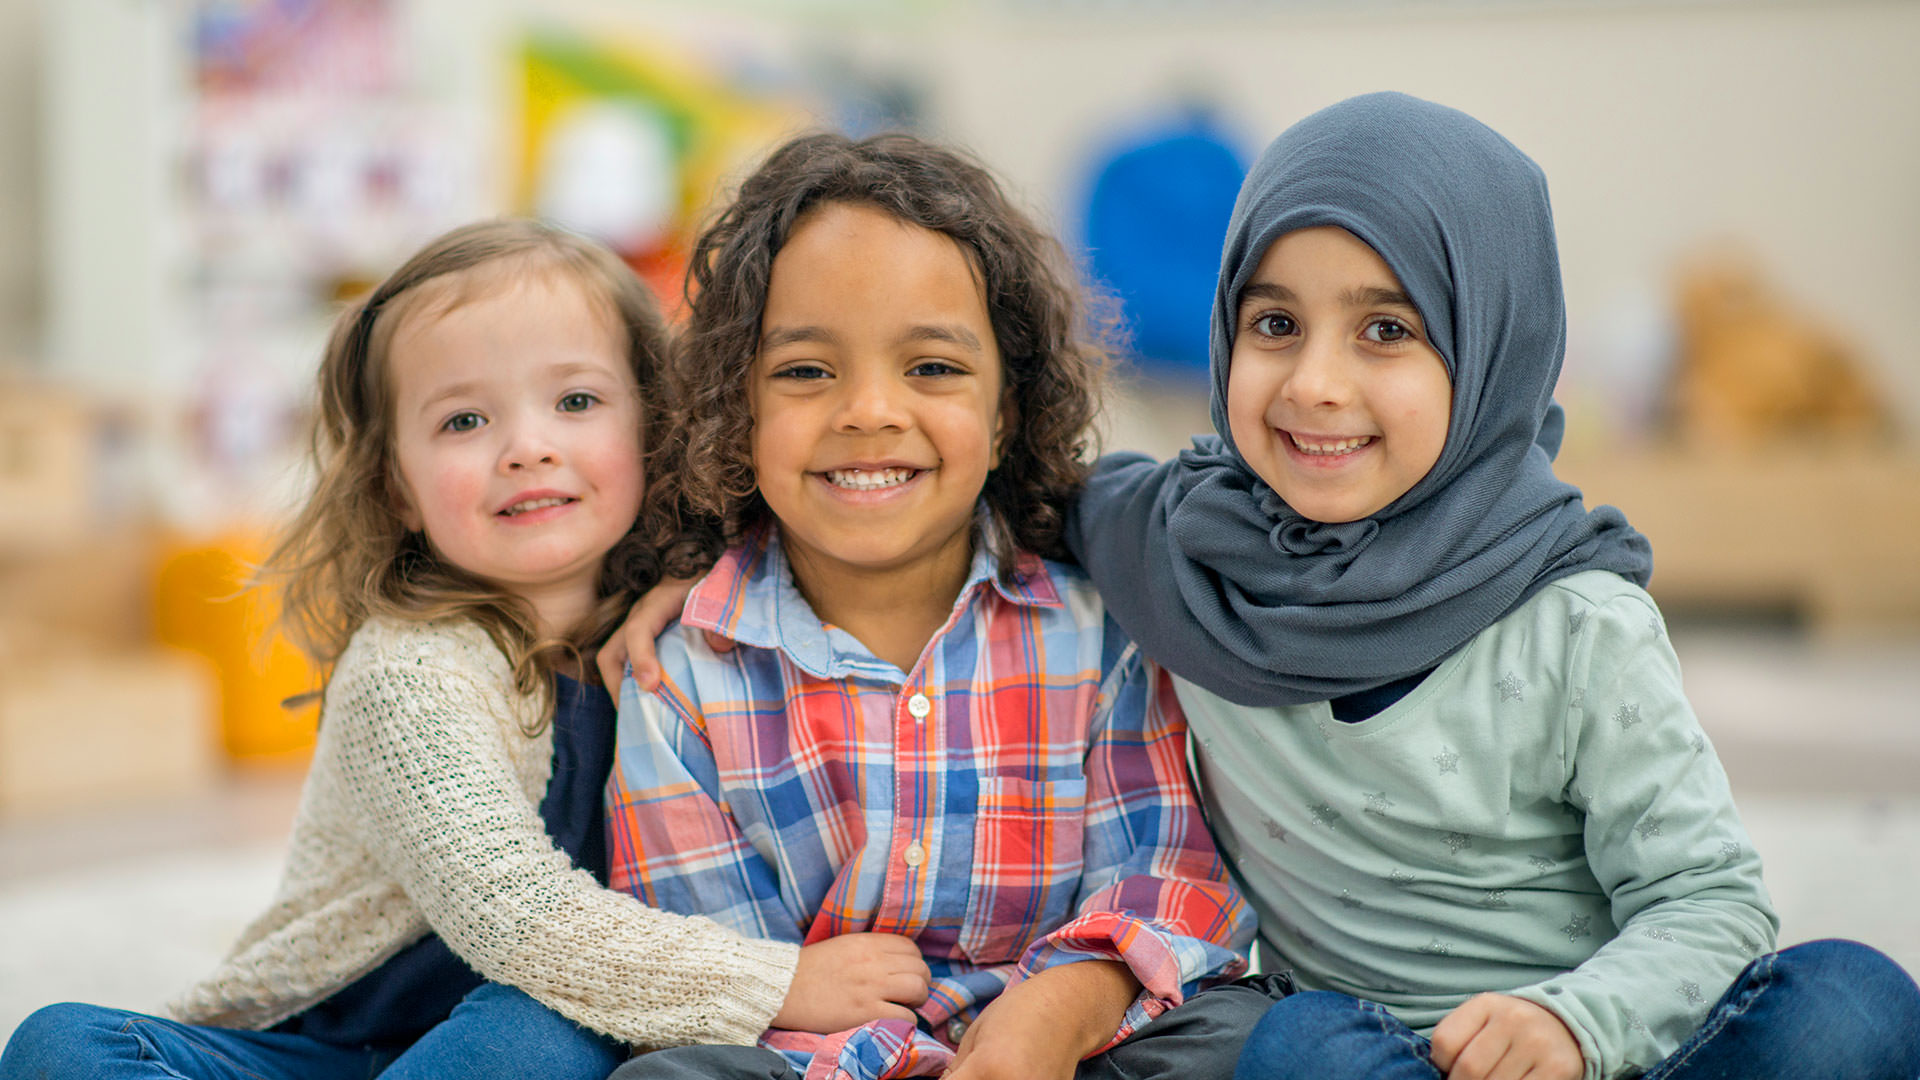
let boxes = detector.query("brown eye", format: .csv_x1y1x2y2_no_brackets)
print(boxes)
1364,318,1413,344
1252,313,1297,338
558,392,598,413
442,411,484,433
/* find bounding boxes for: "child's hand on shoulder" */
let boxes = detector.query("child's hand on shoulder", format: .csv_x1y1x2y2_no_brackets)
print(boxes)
595,575,730,690
942,960,1140,1080
1429,993,1584,1080
771,932,931,1034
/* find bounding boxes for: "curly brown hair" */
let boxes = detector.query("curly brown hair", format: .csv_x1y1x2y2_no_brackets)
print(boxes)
672,132,1112,574
263,219,711,723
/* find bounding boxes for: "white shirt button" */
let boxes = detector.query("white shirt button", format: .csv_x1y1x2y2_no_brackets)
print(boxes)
907,693,932,720
904,841,925,867
947,1018,969,1043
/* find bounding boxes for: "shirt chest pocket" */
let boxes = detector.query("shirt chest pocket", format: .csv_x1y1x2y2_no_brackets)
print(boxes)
957,775,1088,965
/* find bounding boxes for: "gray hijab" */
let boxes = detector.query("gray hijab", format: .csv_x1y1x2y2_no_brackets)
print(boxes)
1066,92,1652,707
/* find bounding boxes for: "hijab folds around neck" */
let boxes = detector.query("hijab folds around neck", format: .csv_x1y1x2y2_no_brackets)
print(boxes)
1069,91,1652,707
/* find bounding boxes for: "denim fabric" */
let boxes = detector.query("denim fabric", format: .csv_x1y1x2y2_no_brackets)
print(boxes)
1234,940,1920,1080
0,982,623,1080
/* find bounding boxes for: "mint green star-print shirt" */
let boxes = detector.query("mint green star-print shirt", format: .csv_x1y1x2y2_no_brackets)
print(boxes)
1181,571,1778,1080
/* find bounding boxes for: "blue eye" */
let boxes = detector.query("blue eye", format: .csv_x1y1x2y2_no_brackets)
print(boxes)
558,392,598,412
442,411,484,433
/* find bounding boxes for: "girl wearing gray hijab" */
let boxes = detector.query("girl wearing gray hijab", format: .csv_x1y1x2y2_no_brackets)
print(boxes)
1067,92,1920,1080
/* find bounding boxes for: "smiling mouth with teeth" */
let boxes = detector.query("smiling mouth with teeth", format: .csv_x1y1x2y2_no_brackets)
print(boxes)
499,496,575,516
823,467,920,491
1288,433,1376,456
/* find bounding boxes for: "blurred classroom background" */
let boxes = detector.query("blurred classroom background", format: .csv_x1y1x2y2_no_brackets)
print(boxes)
2,0,1918,1042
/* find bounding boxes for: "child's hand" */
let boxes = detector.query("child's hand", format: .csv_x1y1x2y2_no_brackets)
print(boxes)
771,932,932,1034
1429,993,1584,1080
594,575,720,690
942,960,1140,1080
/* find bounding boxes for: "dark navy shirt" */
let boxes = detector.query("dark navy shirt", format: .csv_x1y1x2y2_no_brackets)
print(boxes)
1328,668,1434,724
274,673,617,1048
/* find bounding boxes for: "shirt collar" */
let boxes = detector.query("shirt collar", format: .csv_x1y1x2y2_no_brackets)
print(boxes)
682,514,1060,683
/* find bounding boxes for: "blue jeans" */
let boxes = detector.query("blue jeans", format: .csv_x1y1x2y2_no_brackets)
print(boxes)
1233,939,1920,1080
0,982,625,1080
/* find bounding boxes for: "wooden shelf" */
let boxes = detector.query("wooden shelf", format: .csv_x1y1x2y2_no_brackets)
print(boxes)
1556,450,1920,632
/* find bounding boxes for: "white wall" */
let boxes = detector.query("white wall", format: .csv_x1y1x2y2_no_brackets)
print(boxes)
910,1,1920,430
0,0,38,365
14,0,1920,427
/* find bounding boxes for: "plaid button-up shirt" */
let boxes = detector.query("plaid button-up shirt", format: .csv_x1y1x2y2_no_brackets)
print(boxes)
608,526,1251,1080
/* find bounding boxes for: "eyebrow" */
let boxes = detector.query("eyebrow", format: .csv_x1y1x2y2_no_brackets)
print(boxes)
900,323,983,352
413,362,619,416
760,325,836,351
417,382,480,415
759,323,984,352
1237,282,1418,311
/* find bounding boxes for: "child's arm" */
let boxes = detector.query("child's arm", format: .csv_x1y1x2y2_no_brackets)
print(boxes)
996,645,1254,1056
1497,591,1778,1080
313,625,800,1048
943,960,1142,1080
610,646,931,1033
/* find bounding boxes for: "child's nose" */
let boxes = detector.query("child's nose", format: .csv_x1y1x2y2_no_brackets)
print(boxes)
1283,336,1354,408
834,370,910,432
499,420,562,470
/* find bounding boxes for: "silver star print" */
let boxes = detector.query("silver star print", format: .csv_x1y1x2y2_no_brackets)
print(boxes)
1644,926,1677,943
1310,803,1342,829
1614,703,1642,731
1442,832,1472,855
1562,914,1593,941
1434,747,1461,775
1264,817,1289,843
1388,869,1417,886
1421,938,1454,957
1364,792,1396,816
1635,815,1665,840
1569,686,1587,708
1528,855,1556,872
1569,610,1588,636
1679,981,1704,1006
1719,840,1741,861
1497,672,1526,702
1647,615,1663,637
1338,890,1365,910
1623,1007,1648,1033
1481,889,1510,909
1738,934,1760,956
1690,731,1706,754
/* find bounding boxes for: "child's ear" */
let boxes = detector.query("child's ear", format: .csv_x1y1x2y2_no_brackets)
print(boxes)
990,388,1017,470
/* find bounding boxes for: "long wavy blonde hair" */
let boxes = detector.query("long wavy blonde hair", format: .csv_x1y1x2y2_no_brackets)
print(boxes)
264,219,712,729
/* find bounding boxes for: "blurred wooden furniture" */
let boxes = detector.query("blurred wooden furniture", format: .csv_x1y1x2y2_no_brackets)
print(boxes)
1558,450,1920,632
0,634,219,816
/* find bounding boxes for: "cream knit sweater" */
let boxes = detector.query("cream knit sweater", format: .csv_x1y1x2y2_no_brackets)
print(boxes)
168,616,799,1048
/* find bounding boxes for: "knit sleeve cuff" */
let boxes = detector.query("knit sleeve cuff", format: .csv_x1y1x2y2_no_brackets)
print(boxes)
695,934,803,1046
